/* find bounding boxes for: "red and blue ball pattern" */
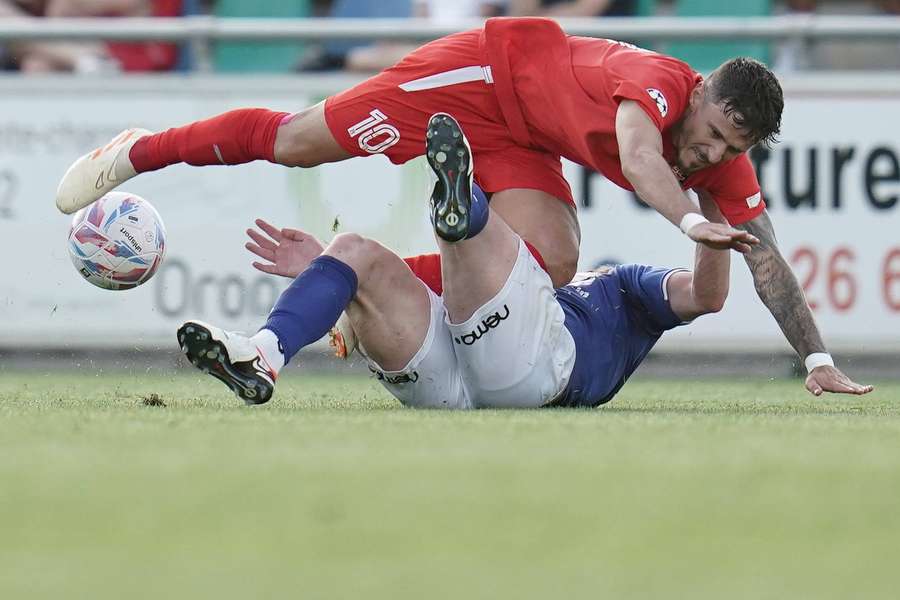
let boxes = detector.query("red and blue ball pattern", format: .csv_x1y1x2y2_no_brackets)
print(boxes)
67,191,167,291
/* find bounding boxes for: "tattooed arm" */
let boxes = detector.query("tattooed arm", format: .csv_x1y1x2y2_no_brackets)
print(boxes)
737,211,824,357
736,210,873,396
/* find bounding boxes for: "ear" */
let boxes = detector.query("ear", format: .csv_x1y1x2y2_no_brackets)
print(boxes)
689,82,704,108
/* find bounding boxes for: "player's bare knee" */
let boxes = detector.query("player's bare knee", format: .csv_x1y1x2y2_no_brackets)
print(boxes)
329,232,367,255
274,126,317,168
327,233,385,272
273,107,322,168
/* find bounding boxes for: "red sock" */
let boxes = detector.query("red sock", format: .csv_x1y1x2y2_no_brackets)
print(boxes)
129,108,291,173
403,242,549,296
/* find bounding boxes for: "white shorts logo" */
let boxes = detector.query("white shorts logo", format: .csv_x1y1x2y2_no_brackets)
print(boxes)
348,109,400,154
646,88,668,118
453,304,511,346
746,191,762,208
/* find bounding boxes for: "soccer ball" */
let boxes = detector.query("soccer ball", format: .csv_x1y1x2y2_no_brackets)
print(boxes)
67,191,167,290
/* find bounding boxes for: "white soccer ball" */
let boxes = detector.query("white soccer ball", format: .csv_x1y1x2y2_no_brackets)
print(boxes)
67,191,167,290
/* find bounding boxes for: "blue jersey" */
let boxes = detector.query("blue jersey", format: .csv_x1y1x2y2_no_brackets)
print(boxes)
552,264,687,407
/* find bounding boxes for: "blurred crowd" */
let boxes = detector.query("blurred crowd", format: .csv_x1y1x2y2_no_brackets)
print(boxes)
775,0,900,71
1,0,899,74
299,0,637,72
0,0,183,72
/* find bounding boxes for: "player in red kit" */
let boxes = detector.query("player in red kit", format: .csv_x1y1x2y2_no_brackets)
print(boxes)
56,17,867,395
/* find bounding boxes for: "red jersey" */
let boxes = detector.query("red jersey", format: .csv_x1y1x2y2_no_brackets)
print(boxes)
482,18,765,225
106,0,182,72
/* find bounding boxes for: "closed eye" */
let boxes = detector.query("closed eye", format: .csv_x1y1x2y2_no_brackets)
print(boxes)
710,125,745,155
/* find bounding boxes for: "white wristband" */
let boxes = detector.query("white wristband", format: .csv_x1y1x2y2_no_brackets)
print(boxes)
679,212,709,235
804,353,834,373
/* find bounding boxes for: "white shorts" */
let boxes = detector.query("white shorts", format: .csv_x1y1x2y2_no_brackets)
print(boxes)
363,240,577,409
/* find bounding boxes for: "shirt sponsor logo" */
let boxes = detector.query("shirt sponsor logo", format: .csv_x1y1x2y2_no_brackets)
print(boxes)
646,88,668,118
454,304,510,346
746,191,762,208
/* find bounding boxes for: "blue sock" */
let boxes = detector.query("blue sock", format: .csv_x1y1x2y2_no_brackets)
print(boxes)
262,255,358,363
465,183,490,239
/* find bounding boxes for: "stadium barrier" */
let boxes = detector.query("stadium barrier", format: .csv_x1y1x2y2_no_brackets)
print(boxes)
3,16,900,41
0,73,897,354
2,15,900,70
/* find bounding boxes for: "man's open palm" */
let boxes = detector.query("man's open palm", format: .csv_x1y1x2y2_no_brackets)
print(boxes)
687,222,759,254
245,218,324,278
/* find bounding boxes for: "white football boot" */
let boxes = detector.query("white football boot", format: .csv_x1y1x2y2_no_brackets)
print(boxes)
177,320,277,405
56,128,152,214
328,311,359,359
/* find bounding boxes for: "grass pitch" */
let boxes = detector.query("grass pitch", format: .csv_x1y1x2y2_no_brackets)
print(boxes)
1,370,899,600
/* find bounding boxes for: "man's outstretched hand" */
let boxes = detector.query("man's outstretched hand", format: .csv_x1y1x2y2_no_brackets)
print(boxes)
245,218,324,278
805,365,875,396
687,222,760,254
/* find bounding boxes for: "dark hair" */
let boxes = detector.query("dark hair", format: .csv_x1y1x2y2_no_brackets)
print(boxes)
706,57,783,147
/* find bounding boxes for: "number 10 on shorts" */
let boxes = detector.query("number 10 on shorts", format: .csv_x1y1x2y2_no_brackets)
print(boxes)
348,109,400,154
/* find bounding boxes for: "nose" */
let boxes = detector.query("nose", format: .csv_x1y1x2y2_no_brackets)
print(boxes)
708,141,727,164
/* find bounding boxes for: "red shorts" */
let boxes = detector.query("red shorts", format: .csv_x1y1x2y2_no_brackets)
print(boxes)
323,30,574,207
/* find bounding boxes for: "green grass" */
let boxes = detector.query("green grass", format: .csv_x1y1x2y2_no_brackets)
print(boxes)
1,371,899,599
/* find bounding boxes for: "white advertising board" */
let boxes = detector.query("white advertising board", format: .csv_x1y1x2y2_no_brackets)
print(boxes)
0,75,897,353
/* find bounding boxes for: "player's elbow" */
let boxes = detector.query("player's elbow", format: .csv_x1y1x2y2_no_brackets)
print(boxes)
699,296,726,315
680,298,723,322
694,290,727,316
690,282,729,316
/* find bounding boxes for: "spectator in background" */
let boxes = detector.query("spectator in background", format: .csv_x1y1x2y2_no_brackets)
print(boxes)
1,0,181,73
0,0,109,72
880,0,900,15
773,0,816,72
416,0,505,21
345,0,505,72
300,0,504,73
506,0,634,17
775,0,900,72
877,0,900,69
